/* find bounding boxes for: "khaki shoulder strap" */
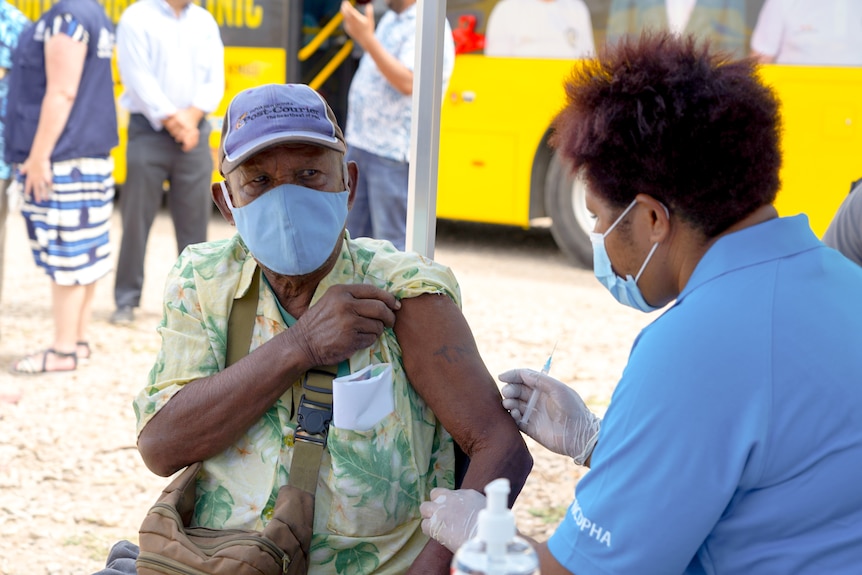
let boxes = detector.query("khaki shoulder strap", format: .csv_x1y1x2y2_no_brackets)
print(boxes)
290,365,336,493
226,267,260,368
225,265,335,494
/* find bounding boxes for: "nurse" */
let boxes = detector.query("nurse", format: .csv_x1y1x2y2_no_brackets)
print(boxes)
420,31,862,575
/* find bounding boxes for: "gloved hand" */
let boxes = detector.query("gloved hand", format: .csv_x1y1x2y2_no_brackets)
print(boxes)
500,368,601,466
420,488,484,553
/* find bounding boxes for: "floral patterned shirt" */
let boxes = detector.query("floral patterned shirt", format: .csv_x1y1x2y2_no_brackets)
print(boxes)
134,232,461,575
0,1,28,180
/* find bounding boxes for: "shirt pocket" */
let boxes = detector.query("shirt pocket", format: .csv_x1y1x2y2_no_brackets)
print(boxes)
325,410,422,537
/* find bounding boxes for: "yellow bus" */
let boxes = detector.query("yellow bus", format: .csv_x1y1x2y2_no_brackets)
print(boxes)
10,0,862,266
441,0,862,265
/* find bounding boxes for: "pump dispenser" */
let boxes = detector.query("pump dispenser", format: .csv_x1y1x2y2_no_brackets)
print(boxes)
451,478,540,575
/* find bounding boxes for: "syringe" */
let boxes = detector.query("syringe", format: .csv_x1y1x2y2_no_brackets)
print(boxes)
520,343,556,425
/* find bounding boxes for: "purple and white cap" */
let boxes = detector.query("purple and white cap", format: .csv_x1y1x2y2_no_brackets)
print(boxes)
219,84,346,174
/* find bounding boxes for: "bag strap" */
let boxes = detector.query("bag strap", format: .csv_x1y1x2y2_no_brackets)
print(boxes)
290,365,336,493
226,267,260,368
226,265,335,494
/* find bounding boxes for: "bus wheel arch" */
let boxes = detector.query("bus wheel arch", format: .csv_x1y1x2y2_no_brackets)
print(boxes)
542,149,594,268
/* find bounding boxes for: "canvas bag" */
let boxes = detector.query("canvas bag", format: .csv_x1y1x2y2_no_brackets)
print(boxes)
136,269,334,575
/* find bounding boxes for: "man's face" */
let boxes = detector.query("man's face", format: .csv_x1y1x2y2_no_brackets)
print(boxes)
386,0,416,14
225,144,346,209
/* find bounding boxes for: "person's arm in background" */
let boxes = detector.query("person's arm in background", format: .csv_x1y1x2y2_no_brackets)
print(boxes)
19,25,85,202
822,181,862,267
117,12,190,147
750,0,781,63
340,1,413,95
396,293,533,575
115,13,177,130
165,14,224,152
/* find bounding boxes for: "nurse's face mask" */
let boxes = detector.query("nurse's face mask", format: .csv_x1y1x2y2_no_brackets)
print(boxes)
589,198,666,313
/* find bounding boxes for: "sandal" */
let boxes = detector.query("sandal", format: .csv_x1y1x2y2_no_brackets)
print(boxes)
77,341,91,364
11,348,77,375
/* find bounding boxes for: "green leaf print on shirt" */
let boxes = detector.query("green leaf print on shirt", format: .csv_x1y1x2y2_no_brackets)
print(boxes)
259,401,292,445
328,423,421,524
355,247,376,277
334,542,380,575
196,484,235,527
400,267,420,280
314,539,381,575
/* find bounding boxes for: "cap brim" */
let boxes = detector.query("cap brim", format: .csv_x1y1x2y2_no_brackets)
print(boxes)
221,132,346,174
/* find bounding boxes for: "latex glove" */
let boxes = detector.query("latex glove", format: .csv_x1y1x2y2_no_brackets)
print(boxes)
500,368,601,466
420,488,484,553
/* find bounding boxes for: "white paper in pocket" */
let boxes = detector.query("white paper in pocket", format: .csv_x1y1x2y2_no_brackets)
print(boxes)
332,363,394,431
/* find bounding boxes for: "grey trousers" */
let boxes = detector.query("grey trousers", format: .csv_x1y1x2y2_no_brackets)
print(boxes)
113,114,213,309
92,540,139,575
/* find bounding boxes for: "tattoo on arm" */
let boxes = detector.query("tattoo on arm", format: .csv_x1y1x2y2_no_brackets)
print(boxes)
433,344,473,364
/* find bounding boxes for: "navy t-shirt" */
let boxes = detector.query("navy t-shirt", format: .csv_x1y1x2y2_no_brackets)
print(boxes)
5,0,117,164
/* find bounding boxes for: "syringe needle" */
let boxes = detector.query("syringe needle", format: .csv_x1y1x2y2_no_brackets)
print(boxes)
521,342,556,426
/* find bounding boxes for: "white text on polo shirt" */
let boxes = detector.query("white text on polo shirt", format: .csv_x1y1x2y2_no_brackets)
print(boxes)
571,498,612,547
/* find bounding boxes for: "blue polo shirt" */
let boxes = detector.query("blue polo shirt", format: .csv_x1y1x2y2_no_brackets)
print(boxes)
549,215,862,574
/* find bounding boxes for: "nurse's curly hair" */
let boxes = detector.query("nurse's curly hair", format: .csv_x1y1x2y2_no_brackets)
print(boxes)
551,31,782,238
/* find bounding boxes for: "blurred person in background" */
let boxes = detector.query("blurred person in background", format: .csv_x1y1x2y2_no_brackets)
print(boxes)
340,0,455,251
822,180,862,267
607,0,748,58
484,0,595,59
750,0,862,66
0,0,28,344
6,0,117,373
110,0,224,325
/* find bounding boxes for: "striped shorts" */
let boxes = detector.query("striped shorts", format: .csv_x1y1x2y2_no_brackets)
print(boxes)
18,156,115,286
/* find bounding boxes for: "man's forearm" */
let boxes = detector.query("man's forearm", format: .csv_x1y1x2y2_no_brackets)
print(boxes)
362,35,413,95
137,330,315,476
459,431,533,506
408,539,453,575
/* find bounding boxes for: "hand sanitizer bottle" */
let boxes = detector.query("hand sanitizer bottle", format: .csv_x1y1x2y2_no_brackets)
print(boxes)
451,478,540,575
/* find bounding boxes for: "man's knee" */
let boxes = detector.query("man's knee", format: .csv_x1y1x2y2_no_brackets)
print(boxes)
92,540,139,575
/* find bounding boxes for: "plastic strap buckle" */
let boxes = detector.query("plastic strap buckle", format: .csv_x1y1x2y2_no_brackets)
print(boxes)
295,396,332,445
295,368,334,446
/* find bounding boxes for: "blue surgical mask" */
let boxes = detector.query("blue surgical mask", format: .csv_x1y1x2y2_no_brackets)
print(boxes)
221,182,349,276
589,198,663,313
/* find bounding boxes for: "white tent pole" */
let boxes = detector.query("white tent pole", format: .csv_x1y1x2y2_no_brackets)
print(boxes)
406,0,448,259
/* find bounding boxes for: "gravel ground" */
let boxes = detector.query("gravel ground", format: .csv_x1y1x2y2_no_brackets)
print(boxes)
0,208,654,574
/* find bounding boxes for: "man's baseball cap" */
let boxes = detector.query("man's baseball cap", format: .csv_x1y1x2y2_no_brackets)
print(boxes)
219,83,346,174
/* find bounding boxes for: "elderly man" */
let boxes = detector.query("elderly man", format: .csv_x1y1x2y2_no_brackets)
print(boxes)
101,83,531,575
